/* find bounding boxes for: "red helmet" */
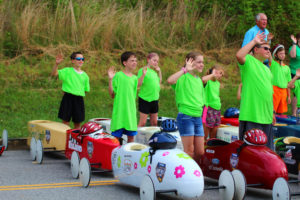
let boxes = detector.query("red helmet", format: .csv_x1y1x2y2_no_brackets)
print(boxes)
80,122,103,135
243,129,267,145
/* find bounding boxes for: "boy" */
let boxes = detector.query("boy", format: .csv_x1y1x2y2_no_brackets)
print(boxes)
51,52,90,129
288,69,300,118
108,51,140,143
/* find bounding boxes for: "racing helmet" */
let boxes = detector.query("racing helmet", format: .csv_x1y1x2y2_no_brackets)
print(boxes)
80,122,103,135
161,119,177,132
243,129,267,145
224,107,240,118
149,131,177,150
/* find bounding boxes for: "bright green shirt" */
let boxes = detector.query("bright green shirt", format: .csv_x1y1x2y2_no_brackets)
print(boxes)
270,61,291,88
289,45,300,75
172,73,204,117
137,67,160,102
111,71,138,132
58,67,90,96
238,55,273,124
204,80,221,110
292,80,300,107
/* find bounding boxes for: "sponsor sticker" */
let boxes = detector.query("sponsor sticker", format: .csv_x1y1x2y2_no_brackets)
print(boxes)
212,158,220,165
206,149,215,154
123,159,134,175
156,162,166,183
231,135,238,142
87,141,93,158
230,153,239,168
45,130,51,143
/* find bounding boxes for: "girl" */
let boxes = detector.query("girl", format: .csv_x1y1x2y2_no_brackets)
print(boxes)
202,65,224,140
270,44,291,114
137,53,162,127
167,52,205,162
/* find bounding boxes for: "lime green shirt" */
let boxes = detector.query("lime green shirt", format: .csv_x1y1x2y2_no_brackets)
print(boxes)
137,68,160,102
172,73,204,117
111,71,138,132
292,80,300,107
58,67,90,96
270,61,291,89
204,80,221,110
238,55,273,124
289,45,300,75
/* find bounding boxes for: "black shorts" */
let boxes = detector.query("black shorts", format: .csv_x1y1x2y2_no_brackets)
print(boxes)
58,92,85,123
138,97,159,114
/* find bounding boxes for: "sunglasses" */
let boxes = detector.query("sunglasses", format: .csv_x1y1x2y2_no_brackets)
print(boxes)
75,57,85,61
259,47,270,51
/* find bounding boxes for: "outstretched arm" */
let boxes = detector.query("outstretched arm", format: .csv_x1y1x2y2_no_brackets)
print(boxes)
51,54,63,77
167,58,194,84
108,67,116,98
236,31,266,65
290,35,297,58
202,69,217,84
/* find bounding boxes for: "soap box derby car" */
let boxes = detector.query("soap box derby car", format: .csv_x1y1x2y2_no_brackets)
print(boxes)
64,122,120,182
27,120,71,163
199,129,289,196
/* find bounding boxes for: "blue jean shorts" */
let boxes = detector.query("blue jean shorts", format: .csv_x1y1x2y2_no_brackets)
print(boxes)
112,128,137,138
176,113,204,137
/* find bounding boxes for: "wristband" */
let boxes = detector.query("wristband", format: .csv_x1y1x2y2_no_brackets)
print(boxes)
181,67,187,74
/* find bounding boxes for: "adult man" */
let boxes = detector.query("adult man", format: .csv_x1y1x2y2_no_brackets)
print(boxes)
242,13,272,47
236,32,275,150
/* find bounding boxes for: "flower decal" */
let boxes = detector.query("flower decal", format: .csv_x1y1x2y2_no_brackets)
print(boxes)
117,156,121,168
139,151,149,168
147,165,151,173
162,152,170,156
174,165,185,178
194,170,202,177
177,153,192,160
134,162,137,169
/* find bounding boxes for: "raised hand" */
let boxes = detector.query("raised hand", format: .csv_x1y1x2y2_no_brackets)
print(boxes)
296,68,300,78
142,66,147,75
291,35,297,44
267,32,274,41
253,31,266,45
154,66,161,72
56,54,64,65
108,66,116,79
185,58,195,72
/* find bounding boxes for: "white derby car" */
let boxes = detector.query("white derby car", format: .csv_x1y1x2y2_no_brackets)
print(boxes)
111,142,204,199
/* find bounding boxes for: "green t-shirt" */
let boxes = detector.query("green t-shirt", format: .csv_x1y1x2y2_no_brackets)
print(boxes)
270,61,291,89
111,71,138,132
204,80,221,110
137,67,160,102
289,45,300,75
172,73,204,117
238,55,273,124
292,80,300,107
58,67,90,96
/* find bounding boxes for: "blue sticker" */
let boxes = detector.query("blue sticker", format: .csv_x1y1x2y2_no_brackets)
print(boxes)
231,135,238,142
212,158,220,165
230,153,239,168
45,130,51,143
156,162,166,183
87,141,93,158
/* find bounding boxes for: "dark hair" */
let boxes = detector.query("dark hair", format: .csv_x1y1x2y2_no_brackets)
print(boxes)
296,33,300,40
70,51,82,60
185,52,202,60
147,52,159,60
206,65,224,76
121,51,136,66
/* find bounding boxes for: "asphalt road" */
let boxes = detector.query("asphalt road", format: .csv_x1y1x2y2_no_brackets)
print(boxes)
0,150,299,200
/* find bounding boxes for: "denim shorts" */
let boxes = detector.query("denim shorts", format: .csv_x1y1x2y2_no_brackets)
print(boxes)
112,128,137,138
176,113,204,137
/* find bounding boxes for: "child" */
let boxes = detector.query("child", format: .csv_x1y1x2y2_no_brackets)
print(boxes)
137,52,162,127
202,65,224,140
108,51,139,143
270,44,291,114
288,69,300,118
167,52,205,162
51,52,90,129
